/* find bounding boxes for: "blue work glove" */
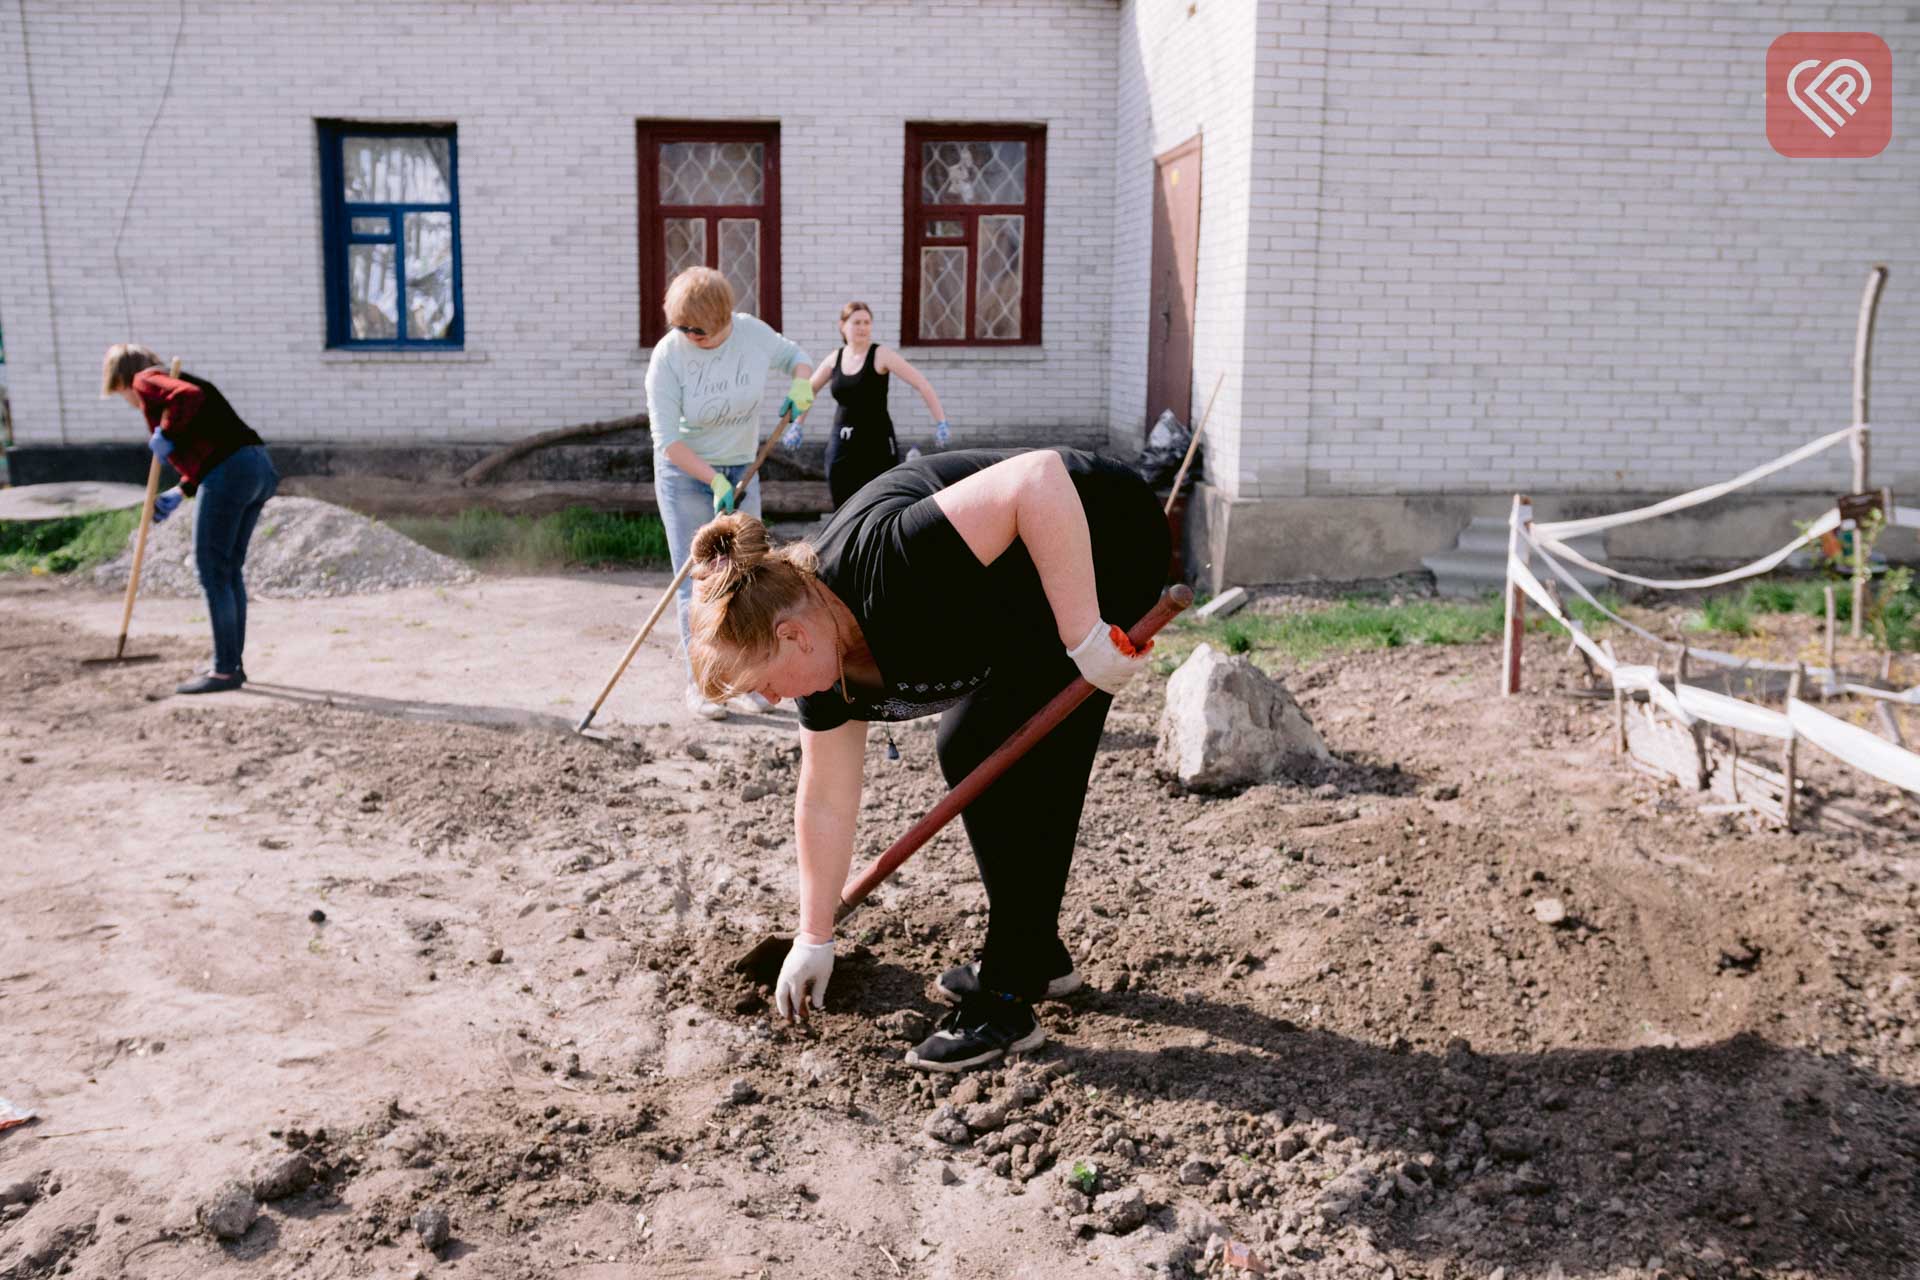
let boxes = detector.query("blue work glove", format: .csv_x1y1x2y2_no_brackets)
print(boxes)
780,421,804,450
709,473,736,515
152,491,184,525
147,431,174,461
778,375,815,422
933,419,951,449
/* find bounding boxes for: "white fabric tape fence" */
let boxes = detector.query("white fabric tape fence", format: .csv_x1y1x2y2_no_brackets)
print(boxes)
1499,421,1920,826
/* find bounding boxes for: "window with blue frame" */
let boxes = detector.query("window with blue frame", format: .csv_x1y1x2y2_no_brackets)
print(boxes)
319,122,463,347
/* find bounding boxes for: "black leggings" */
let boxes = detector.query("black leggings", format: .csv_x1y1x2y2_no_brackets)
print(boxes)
933,465,1169,1000
826,423,900,509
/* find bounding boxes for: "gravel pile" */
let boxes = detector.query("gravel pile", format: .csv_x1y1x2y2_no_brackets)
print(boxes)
92,495,475,599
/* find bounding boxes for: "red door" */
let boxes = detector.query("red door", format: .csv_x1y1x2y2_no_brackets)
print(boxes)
1145,135,1202,426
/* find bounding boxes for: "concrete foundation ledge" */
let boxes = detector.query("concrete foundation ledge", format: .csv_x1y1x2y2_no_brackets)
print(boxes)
1184,485,1920,593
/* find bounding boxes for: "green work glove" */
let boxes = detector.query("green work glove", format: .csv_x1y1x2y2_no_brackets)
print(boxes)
710,473,736,514
779,375,815,422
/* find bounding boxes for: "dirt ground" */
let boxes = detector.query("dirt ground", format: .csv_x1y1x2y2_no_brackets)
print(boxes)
2,571,1917,1280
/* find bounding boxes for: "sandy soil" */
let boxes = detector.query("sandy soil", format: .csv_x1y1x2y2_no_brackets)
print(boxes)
2,572,1916,1280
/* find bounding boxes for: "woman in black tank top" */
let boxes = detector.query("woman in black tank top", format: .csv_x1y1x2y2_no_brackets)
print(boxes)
800,302,951,508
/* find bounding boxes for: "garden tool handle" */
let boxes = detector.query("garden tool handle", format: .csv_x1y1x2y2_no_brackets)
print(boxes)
114,356,181,659
834,583,1194,921
575,411,794,733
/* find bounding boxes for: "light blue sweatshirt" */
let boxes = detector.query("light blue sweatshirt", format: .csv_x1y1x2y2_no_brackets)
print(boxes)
645,313,809,467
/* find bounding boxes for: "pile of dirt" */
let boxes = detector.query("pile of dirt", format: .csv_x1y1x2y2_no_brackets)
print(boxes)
90,494,474,598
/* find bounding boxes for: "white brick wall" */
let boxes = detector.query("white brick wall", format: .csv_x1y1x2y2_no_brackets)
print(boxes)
1108,0,1260,485
1271,0,1920,499
9,0,1915,512
0,0,1119,451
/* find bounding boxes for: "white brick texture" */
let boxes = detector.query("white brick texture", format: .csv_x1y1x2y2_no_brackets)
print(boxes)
0,0,1118,451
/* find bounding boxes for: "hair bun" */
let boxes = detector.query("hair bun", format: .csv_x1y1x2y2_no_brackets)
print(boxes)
690,513,771,604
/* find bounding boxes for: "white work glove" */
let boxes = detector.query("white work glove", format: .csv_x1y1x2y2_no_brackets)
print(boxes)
774,938,835,1020
1067,619,1152,694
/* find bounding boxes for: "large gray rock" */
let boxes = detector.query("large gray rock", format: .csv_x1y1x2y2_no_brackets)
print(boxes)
1155,644,1330,791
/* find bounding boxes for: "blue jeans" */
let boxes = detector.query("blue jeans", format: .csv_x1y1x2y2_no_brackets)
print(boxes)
655,460,761,679
194,445,279,674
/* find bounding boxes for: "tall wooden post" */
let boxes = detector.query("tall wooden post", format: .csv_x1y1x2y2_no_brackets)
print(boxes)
1783,664,1804,831
1503,494,1532,697
1851,265,1887,638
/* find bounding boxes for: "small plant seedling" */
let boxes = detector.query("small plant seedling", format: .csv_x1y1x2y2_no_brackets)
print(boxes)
1070,1160,1099,1195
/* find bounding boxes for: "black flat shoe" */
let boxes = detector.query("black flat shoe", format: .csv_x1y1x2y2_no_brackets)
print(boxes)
177,671,244,695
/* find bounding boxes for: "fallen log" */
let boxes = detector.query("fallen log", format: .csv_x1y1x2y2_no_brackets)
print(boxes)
459,414,647,487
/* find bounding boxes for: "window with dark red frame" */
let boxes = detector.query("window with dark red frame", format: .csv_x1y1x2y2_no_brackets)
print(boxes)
637,122,781,346
903,124,1045,346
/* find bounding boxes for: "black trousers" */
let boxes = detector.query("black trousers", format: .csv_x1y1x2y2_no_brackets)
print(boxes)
933,463,1169,1000
826,422,900,509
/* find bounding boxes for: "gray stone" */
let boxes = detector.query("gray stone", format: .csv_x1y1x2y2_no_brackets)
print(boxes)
923,1107,971,1146
1155,645,1330,792
1178,1158,1216,1186
876,1009,933,1042
1091,1185,1150,1234
412,1204,452,1251
0,1177,41,1207
249,1152,315,1202
962,1097,1013,1133
197,1182,260,1240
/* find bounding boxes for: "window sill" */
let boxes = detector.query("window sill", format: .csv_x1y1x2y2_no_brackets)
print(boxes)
895,346,1048,363
321,348,486,364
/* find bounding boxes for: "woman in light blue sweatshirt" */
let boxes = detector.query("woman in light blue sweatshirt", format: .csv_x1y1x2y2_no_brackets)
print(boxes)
646,267,814,720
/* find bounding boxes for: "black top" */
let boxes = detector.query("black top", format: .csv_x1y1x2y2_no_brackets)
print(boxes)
829,344,892,432
795,447,1137,733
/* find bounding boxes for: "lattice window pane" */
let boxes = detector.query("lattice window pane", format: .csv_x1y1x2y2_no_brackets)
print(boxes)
404,212,456,340
664,218,707,283
921,140,1026,205
342,136,452,203
718,218,760,317
925,219,963,239
659,142,764,206
919,246,966,341
348,243,398,339
974,214,1024,340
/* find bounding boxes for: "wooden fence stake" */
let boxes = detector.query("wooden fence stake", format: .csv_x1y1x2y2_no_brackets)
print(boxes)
1502,494,1531,697
1850,265,1887,638
1783,664,1804,831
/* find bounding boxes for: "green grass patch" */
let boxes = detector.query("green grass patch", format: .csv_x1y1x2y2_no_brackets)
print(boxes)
388,506,669,570
1683,593,1755,638
0,508,137,575
1162,594,1524,667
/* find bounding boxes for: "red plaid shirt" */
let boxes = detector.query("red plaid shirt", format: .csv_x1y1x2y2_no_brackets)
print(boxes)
132,368,262,494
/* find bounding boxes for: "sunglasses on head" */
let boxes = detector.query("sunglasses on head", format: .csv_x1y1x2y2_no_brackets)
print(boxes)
673,324,708,337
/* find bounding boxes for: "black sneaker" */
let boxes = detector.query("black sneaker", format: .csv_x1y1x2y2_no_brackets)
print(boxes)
905,992,1046,1073
176,670,244,695
935,960,1083,1005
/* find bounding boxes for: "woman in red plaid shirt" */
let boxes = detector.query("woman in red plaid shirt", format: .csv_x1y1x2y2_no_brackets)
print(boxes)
102,343,279,695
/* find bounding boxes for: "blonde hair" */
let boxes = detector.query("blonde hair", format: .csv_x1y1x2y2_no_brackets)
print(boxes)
838,300,872,341
100,343,161,397
686,513,821,700
664,267,735,337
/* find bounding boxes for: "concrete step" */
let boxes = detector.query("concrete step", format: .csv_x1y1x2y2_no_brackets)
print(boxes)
1423,517,1612,599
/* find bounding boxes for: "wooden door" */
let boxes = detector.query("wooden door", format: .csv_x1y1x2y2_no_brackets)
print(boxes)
1145,135,1202,426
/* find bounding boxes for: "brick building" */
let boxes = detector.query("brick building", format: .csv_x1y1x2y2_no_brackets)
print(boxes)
2,1,1914,584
